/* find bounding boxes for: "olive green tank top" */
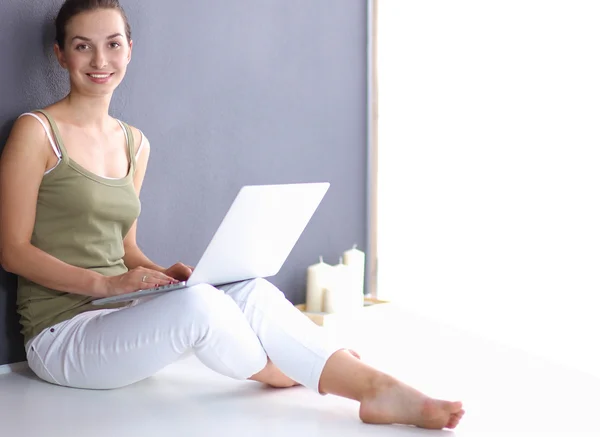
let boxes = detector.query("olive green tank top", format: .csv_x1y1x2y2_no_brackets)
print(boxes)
17,109,141,345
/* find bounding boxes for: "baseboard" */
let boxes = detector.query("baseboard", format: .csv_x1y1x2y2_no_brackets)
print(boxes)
0,361,28,376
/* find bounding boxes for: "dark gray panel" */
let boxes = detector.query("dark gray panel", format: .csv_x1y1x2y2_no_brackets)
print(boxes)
0,0,367,365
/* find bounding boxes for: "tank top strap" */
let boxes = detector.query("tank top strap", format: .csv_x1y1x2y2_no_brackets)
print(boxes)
118,120,136,175
33,109,69,160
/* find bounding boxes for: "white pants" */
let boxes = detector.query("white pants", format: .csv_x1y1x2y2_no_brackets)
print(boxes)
26,278,340,392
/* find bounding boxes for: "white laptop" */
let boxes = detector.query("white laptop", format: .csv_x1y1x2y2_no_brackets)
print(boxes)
92,182,329,305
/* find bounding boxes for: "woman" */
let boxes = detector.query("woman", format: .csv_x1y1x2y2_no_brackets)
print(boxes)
0,0,464,430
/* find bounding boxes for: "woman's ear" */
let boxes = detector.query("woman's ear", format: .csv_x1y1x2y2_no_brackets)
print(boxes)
53,43,68,69
127,39,133,64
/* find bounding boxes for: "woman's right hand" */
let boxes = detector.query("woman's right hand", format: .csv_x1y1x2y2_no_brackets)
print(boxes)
104,267,177,297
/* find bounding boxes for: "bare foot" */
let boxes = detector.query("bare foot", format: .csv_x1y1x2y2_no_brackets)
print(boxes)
359,375,465,429
249,359,299,388
264,371,299,389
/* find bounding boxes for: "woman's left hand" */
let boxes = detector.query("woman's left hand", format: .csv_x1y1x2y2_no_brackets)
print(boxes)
164,262,195,281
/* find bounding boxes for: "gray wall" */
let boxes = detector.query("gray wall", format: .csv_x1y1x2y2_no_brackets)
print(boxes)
0,0,367,366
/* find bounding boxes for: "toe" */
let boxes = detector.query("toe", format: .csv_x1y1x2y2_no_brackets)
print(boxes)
445,410,465,429
446,415,461,429
447,401,463,414
348,349,361,360
440,400,463,414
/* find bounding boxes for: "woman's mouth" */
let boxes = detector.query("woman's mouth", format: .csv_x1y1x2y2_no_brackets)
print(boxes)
86,73,114,84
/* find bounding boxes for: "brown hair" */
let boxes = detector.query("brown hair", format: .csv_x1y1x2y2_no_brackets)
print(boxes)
55,0,132,49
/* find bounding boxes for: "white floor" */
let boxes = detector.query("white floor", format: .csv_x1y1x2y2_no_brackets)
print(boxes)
1,302,598,437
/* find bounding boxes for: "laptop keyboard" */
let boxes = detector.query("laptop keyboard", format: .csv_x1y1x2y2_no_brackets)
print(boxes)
147,281,186,292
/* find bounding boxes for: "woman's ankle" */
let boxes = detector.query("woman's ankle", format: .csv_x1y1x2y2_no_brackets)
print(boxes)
318,349,387,400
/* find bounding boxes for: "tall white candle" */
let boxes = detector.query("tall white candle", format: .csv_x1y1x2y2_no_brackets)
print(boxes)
323,258,354,313
305,256,331,313
343,244,365,309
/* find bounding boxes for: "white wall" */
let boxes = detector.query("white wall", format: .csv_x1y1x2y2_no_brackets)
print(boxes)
377,0,600,377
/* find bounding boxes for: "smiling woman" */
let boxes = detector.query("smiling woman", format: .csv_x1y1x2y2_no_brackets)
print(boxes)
55,2,132,94
0,0,464,430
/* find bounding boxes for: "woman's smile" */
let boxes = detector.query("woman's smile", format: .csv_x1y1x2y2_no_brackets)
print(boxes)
86,72,114,84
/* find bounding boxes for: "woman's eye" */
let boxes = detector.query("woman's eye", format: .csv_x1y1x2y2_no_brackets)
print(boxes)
76,44,89,51
109,42,121,49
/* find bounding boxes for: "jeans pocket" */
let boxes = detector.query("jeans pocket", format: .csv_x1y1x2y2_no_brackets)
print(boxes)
26,327,64,386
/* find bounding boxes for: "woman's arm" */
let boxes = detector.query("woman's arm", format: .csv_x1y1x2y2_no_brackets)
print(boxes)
0,116,107,297
122,129,193,281
123,226,167,273
122,129,165,273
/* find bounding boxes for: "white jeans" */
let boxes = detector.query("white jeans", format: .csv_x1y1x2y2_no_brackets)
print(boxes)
26,278,340,392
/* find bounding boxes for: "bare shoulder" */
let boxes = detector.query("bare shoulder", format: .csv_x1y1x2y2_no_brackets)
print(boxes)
0,113,51,200
9,113,50,142
2,113,53,161
123,123,150,158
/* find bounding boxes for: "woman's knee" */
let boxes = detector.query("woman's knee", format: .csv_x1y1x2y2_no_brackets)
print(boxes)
251,278,283,295
172,285,268,379
226,278,285,307
162,283,219,309
157,284,236,325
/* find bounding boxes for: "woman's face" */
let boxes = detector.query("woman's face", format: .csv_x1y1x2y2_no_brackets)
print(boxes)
55,8,132,96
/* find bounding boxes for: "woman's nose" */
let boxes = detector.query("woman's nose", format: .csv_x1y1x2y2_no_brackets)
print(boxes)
90,49,107,69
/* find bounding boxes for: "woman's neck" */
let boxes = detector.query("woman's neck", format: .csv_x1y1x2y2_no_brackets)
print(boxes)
62,91,114,130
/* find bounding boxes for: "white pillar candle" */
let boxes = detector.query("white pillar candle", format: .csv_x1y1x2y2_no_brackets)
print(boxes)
343,244,366,309
323,258,354,313
322,288,337,314
305,256,331,313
